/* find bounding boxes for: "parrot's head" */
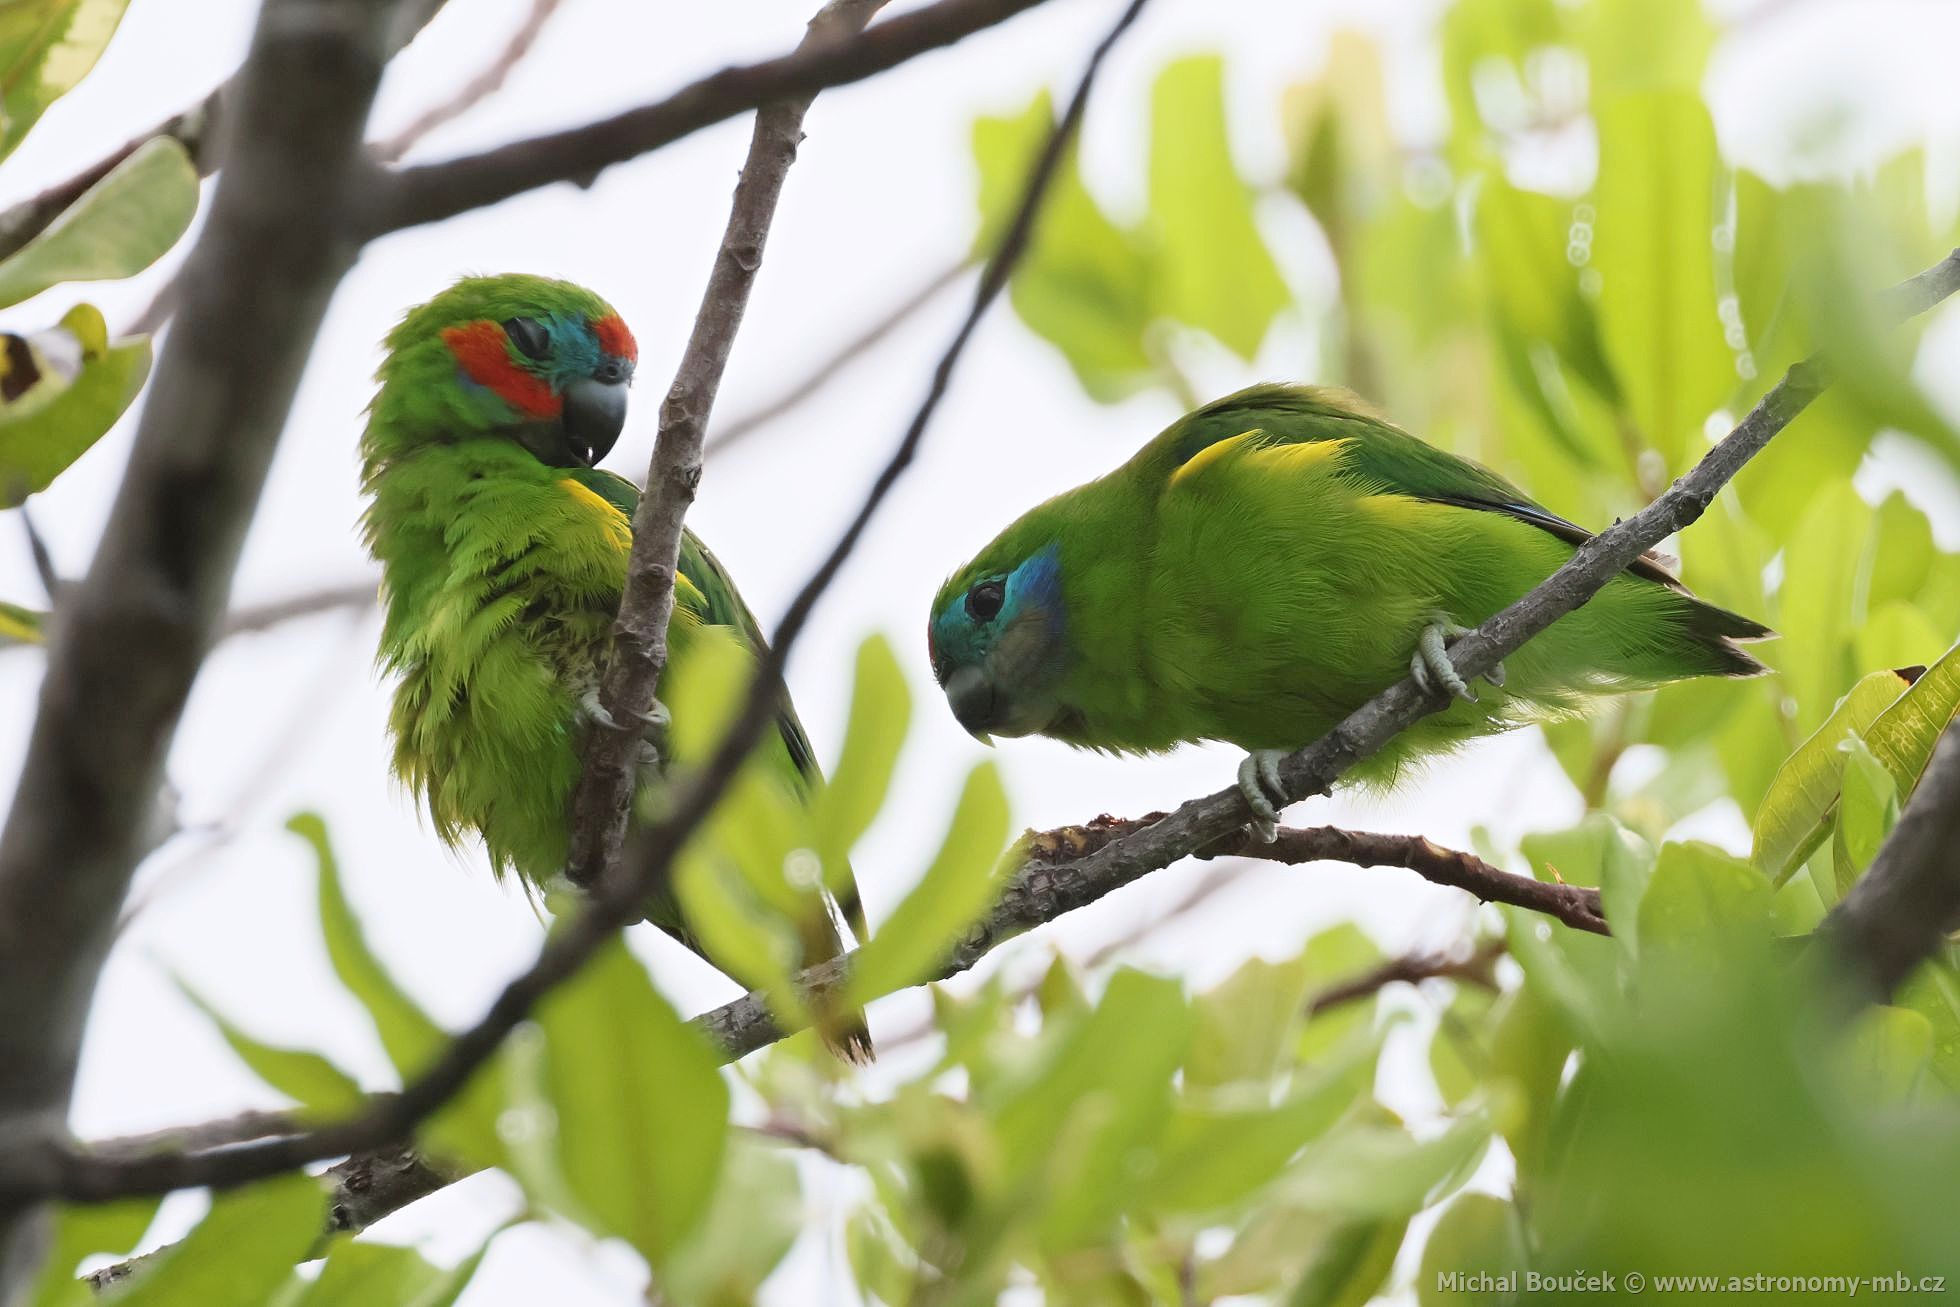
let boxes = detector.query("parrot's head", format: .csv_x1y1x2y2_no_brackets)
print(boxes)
364,273,638,470
928,537,1068,742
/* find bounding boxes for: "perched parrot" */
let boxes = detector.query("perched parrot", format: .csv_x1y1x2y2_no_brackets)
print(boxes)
927,384,1769,837
360,274,871,1061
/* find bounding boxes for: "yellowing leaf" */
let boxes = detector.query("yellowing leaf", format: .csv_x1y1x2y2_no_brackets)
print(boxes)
0,0,132,162
0,138,198,309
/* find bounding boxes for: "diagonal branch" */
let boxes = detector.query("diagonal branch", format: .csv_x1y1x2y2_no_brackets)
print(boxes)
371,0,567,163
566,0,889,889
0,0,403,1283
0,0,1149,1213
353,0,1064,236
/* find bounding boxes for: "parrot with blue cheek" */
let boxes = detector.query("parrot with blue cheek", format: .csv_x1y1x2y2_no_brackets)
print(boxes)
927,384,1770,838
360,274,871,1061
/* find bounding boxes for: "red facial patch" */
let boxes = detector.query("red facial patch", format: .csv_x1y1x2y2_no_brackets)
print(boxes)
593,313,637,362
440,321,561,418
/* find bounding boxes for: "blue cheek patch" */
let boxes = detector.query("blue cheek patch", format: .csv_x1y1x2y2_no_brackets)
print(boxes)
1008,543,1066,643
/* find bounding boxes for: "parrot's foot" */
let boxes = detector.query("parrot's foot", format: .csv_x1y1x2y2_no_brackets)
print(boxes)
1236,750,1288,844
1409,615,1503,703
580,688,672,741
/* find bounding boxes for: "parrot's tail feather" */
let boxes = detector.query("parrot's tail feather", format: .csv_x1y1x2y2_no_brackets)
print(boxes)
1673,593,1774,678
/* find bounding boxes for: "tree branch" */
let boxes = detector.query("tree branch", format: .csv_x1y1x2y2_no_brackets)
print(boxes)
1305,938,1506,1018
704,256,973,459
0,0,1148,1213
566,0,889,889
1818,720,1960,1002
0,0,400,1282
371,0,566,163
353,0,1064,237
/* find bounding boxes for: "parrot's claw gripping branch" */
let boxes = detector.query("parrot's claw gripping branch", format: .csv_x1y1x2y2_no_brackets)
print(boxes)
1236,750,1288,843
1410,615,1499,703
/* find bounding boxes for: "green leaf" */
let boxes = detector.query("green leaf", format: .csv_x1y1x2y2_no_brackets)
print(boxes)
1187,952,1314,1089
813,634,909,896
1841,1006,1932,1103
287,815,443,1073
1146,55,1289,359
1635,841,1772,977
0,316,148,505
973,92,1154,401
1297,923,1386,1061
1417,1194,1529,1306
1865,639,1960,799
0,137,198,308
1285,1218,1408,1307
176,978,365,1116
1751,666,1914,881
845,761,1010,1006
1590,91,1734,469
287,813,503,1167
1278,1114,1491,1219
1520,815,1653,943
0,598,44,645
1770,482,1873,732
661,1139,803,1304
1897,961,1960,1094
106,1175,324,1306
1488,984,1572,1181
24,1197,158,1307
1831,737,1900,897
1429,982,1498,1109
515,936,729,1271
0,0,132,162
1147,1036,1379,1214
290,1239,454,1307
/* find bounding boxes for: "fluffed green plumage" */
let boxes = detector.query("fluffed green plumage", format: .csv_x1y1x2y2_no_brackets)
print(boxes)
928,383,1769,784
361,274,869,1060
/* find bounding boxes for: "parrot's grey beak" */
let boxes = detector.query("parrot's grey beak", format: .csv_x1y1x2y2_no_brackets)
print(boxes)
562,376,628,466
944,665,996,743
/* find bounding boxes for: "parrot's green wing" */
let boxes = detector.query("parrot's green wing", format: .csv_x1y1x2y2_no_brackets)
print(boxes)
563,466,866,939
1162,384,1695,592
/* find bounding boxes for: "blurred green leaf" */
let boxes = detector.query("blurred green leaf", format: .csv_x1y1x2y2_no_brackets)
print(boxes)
1188,952,1314,1089
0,313,148,505
108,1175,323,1307
1286,1217,1407,1307
1831,737,1900,897
1298,923,1386,1061
1278,1113,1490,1219
288,1237,485,1307
661,1138,803,1305
1635,841,1772,983
846,761,1010,1006
973,92,1154,401
1147,55,1289,359
24,1197,157,1307
1772,482,1874,733
1418,1193,1528,1305
176,978,364,1117
1897,961,1960,1094
1591,91,1734,470
814,634,910,896
1751,666,1913,882
1580,0,1711,97
1520,814,1653,943
0,598,44,645
1488,983,1571,1181
0,0,131,162
0,137,197,309
1429,981,1498,1110
1842,1006,1931,1103
516,937,729,1271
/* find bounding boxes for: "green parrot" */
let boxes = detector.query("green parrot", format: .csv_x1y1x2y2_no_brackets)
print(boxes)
360,273,871,1061
927,384,1769,837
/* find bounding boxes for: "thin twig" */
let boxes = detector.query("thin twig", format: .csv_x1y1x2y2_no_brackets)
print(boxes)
705,256,973,458
354,0,1066,236
217,581,376,639
1305,938,1506,1018
566,0,890,888
372,0,567,163
16,503,62,602
0,0,1148,1212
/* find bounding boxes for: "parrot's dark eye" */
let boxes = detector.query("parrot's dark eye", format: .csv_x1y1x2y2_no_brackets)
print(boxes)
502,317,550,360
966,579,1005,623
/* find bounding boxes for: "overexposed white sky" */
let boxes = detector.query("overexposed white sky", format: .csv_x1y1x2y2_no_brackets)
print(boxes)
2,0,1958,1301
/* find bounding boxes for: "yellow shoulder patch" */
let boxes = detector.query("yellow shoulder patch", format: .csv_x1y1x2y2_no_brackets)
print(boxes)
1169,428,1262,486
1170,429,1350,488
558,477,632,548
1247,436,1347,477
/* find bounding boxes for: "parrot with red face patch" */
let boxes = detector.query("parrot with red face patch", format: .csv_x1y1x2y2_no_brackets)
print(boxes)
361,274,871,1061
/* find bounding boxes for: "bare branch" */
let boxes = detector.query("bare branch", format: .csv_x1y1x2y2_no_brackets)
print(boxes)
218,581,376,639
1819,720,1960,1002
354,0,1065,236
0,0,1147,1214
371,0,566,163
705,257,973,458
566,0,890,889
0,0,402,1276
1306,938,1506,1018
